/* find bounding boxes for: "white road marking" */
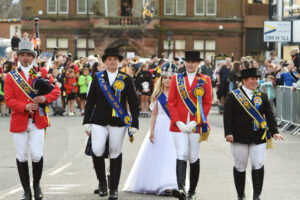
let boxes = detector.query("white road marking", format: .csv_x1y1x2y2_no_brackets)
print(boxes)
0,187,22,200
48,163,72,176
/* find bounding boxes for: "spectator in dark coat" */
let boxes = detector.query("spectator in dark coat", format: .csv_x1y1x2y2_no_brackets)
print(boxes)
11,33,21,51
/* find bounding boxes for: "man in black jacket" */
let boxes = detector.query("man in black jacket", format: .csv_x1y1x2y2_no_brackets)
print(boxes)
83,47,139,200
223,68,284,200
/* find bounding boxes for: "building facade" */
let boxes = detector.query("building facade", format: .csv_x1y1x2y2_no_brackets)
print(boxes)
20,0,271,61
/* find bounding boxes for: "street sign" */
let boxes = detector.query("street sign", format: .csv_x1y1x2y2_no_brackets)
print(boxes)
293,20,300,43
264,21,291,42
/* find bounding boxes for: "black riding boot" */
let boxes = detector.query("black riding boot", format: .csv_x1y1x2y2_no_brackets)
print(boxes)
172,159,187,200
16,159,32,200
187,159,200,200
233,167,246,200
109,154,122,200
32,157,43,200
252,166,264,200
92,154,108,197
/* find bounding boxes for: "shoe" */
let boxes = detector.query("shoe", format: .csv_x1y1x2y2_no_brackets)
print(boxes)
172,189,186,200
187,192,196,200
108,189,118,200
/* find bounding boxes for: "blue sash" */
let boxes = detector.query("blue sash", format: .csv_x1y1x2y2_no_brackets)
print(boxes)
157,93,170,119
9,70,36,101
176,73,197,115
96,71,134,141
176,73,209,141
232,88,273,148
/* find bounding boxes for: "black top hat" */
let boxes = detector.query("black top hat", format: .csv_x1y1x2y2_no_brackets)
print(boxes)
239,68,261,80
161,62,178,76
183,51,203,62
102,48,123,62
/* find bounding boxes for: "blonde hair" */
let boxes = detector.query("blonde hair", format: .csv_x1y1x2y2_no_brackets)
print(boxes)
136,62,148,75
150,76,164,105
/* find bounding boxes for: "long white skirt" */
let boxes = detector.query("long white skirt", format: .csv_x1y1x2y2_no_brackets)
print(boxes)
123,116,177,195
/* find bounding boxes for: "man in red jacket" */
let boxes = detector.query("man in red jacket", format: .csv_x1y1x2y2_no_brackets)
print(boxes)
4,40,60,200
168,51,212,200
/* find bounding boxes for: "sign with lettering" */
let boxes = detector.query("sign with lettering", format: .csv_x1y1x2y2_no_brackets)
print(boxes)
264,21,291,42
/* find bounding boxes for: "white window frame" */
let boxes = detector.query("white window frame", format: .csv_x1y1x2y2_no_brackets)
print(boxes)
58,0,69,14
88,0,95,14
206,0,217,16
176,0,186,15
164,0,174,15
194,0,204,16
77,0,87,14
47,0,57,14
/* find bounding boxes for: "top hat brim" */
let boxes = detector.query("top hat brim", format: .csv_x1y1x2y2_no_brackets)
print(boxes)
182,58,203,62
102,54,123,62
238,74,261,81
16,49,37,57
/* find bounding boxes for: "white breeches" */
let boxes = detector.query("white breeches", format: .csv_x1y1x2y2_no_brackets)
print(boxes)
172,132,200,163
12,119,44,163
231,143,266,172
91,124,126,159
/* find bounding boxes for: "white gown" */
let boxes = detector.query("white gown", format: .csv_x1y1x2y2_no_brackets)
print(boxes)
122,100,177,195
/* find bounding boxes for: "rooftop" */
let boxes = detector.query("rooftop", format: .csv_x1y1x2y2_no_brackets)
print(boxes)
0,0,22,21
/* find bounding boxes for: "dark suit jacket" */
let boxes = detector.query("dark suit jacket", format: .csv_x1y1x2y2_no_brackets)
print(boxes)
223,87,278,144
83,70,139,129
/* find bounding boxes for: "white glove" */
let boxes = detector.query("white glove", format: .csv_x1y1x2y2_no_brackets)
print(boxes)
176,121,188,133
186,121,197,133
83,124,91,135
129,127,138,135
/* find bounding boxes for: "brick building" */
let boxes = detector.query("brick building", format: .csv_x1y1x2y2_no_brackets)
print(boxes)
21,0,270,61
0,0,22,39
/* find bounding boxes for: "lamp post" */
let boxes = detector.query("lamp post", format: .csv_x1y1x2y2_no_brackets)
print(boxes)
167,30,173,58
73,29,79,59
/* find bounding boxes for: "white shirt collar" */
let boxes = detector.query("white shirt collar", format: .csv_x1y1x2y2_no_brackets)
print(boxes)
20,65,31,80
242,85,254,99
107,70,118,86
186,71,197,85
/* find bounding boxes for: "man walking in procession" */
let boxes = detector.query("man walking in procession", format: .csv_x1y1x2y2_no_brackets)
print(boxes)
4,39,61,200
223,68,284,200
168,51,212,200
83,47,139,200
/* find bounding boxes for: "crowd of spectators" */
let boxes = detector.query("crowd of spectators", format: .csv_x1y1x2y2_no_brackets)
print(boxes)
1,41,300,117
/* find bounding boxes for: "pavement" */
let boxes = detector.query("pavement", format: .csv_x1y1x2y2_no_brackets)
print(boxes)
0,107,300,200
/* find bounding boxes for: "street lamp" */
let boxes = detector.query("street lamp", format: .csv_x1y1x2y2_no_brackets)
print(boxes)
73,29,79,59
167,30,173,58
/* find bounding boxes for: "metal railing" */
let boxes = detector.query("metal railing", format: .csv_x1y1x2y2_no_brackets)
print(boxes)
275,86,300,135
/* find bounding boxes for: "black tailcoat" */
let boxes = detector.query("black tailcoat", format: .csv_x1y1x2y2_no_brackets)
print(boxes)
83,70,139,129
223,87,278,144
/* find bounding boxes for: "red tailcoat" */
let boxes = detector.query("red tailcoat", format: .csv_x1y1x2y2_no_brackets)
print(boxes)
4,67,61,132
168,73,212,133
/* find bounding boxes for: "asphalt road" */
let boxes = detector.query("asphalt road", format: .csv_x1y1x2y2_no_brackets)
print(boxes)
0,107,300,200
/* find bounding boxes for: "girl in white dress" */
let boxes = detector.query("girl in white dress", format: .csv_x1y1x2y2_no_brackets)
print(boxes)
123,63,178,195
